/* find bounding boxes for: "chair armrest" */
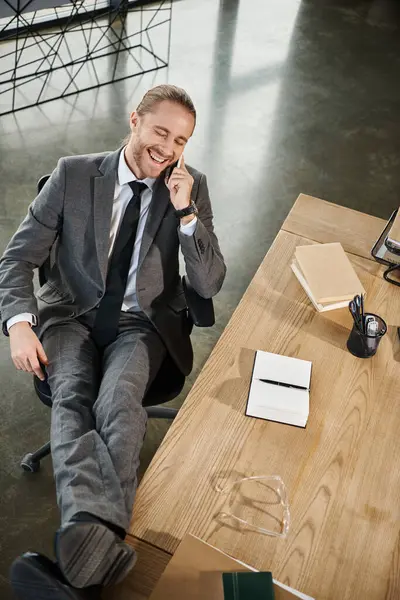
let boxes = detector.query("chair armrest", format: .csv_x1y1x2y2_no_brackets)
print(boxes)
182,276,215,327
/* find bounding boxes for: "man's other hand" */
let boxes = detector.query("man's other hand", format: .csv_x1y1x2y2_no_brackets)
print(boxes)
9,322,49,381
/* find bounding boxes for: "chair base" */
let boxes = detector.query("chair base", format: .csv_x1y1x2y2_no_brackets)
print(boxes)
20,441,51,473
145,406,178,419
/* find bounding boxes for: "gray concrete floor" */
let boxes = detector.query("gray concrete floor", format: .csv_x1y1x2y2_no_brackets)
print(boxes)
1,0,400,597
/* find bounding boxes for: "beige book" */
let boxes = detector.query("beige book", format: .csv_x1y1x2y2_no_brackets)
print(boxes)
291,260,351,313
149,533,314,600
295,242,365,304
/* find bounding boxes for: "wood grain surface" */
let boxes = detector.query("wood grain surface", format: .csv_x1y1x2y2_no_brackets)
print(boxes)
128,203,400,600
103,536,171,600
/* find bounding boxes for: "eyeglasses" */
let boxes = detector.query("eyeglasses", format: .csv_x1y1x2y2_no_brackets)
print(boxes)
215,475,290,538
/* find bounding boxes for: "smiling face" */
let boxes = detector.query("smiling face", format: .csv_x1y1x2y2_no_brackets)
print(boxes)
125,100,195,180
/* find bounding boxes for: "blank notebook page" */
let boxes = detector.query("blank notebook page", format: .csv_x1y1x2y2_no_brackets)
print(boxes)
253,351,311,388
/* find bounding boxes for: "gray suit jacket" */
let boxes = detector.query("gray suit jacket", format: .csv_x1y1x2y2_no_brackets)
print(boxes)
0,149,226,375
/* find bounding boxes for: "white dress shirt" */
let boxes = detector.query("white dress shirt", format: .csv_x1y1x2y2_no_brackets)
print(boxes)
7,148,197,330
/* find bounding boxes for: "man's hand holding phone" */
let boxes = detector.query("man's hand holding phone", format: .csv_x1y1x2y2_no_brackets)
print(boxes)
9,322,49,381
165,155,195,222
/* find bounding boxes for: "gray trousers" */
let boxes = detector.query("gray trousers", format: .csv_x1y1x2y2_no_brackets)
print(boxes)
42,310,166,532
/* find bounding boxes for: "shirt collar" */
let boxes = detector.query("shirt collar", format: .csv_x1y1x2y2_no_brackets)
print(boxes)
118,147,156,191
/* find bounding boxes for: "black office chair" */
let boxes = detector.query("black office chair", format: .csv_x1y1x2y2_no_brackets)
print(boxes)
20,175,215,473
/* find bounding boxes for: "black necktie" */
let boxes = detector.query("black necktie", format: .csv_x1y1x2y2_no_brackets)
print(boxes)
91,180,148,348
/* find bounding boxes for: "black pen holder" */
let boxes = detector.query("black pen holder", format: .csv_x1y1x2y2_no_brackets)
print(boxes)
346,313,387,358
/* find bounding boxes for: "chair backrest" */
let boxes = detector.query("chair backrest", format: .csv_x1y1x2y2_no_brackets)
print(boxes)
37,174,50,192
37,175,52,287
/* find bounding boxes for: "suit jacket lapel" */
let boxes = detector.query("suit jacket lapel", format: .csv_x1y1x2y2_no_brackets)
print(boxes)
94,149,120,286
138,174,171,270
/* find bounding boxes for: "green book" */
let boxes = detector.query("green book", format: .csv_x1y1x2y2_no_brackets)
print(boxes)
222,571,275,600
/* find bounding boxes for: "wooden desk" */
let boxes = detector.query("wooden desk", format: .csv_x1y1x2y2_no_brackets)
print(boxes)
103,537,171,600
282,193,387,265
127,195,400,600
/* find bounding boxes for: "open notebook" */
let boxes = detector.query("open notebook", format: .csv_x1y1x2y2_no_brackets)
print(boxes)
245,351,312,428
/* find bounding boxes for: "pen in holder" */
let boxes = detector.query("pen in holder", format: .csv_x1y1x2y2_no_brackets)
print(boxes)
347,305,387,358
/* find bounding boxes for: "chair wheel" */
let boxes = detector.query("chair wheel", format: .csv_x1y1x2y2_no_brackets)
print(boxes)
20,453,41,473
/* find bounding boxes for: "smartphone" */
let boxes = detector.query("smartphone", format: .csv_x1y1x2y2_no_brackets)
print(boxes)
165,155,183,184
385,208,400,254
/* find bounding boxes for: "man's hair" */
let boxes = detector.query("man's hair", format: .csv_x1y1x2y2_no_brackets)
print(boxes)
136,84,196,124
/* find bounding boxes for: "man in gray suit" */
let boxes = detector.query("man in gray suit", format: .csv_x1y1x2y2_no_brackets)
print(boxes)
0,84,226,600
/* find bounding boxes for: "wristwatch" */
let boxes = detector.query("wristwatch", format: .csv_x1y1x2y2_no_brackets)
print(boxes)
174,201,198,218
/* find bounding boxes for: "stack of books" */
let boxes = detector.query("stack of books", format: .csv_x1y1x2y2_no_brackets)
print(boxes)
291,242,365,312
149,533,314,600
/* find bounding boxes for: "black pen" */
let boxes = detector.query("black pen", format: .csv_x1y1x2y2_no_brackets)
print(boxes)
258,378,309,391
360,293,365,334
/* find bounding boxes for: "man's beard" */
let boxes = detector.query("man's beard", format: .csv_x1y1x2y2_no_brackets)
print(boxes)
129,139,173,179
129,141,147,179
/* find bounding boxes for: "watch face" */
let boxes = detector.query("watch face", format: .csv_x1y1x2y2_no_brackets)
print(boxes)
189,202,198,215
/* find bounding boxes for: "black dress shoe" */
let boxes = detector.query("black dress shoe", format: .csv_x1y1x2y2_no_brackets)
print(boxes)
10,552,102,600
55,521,136,589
